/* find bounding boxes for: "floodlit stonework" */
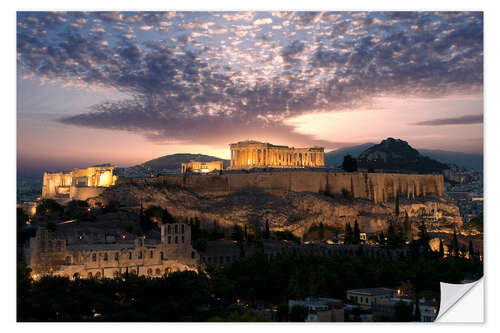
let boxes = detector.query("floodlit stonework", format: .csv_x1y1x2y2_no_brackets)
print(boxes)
229,140,325,169
42,166,118,202
25,223,199,279
181,160,223,174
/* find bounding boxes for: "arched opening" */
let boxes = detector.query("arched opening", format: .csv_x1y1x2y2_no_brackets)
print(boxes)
88,272,93,279
128,252,132,260
113,270,120,278
138,251,143,259
155,268,161,275
115,252,119,261
150,250,153,258
92,253,96,262
73,273,79,280
160,252,164,260
95,271,101,278
147,268,153,276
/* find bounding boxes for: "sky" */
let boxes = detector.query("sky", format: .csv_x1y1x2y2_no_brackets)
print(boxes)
16,11,483,176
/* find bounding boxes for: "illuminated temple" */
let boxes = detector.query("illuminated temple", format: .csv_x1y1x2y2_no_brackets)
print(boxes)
229,140,325,169
42,166,117,202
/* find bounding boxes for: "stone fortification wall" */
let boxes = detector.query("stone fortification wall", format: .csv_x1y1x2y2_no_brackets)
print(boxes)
69,187,107,201
118,171,444,203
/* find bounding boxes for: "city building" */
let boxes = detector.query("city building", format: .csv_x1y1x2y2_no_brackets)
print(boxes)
346,288,398,310
229,140,324,169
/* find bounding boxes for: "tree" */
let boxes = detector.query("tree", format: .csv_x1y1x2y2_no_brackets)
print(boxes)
341,154,358,172
37,199,63,216
394,301,413,321
417,220,430,257
231,225,244,242
263,219,271,239
17,207,29,228
345,222,353,244
403,211,412,243
353,220,361,244
452,226,459,258
468,239,475,260
414,299,421,322
289,305,309,322
318,222,325,240
395,193,400,217
439,238,445,258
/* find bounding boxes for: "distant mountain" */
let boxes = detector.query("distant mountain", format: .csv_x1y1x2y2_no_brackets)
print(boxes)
418,149,483,172
143,153,229,170
117,153,230,177
325,143,376,167
357,138,448,173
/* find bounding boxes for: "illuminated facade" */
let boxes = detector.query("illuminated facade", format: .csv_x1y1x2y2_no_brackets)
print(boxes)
25,223,199,279
42,166,118,201
229,140,325,169
181,160,223,174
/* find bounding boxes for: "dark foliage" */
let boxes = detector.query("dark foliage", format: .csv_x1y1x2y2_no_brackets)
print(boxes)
341,154,358,172
17,251,482,321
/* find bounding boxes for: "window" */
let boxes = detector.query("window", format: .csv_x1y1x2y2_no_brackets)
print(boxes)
95,272,101,278
103,253,108,261
128,252,132,259
175,236,178,244
175,225,178,234
168,236,171,244
160,252,164,260
147,268,153,276
138,251,143,259
181,225,185,233
88,272,93,278
92,253,96,262
167,225,171,234
155,268,161,275
150,250,153,258
115,252,119,261
182,236,185,243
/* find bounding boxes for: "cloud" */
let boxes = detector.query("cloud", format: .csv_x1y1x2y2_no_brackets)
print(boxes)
254,18,272,26
16,11,483,146
411,114,483,126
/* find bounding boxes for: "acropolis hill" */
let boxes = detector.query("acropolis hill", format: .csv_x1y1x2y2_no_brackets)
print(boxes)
32,139,463,261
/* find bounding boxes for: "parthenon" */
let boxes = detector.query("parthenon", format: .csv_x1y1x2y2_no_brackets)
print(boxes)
229,140,325,169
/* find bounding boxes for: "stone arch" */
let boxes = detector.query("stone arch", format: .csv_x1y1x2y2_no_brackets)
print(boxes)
155,268,161,275
73,272,80,280
95,271,101,278
147,268,153,276
88,272,93,279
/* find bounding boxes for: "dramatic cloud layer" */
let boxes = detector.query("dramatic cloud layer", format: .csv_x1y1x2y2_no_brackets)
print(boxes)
412,114,483,126
17,11,483,147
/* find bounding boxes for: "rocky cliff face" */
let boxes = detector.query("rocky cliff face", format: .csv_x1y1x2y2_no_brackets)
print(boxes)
90,181,461,237
118,171,444,204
